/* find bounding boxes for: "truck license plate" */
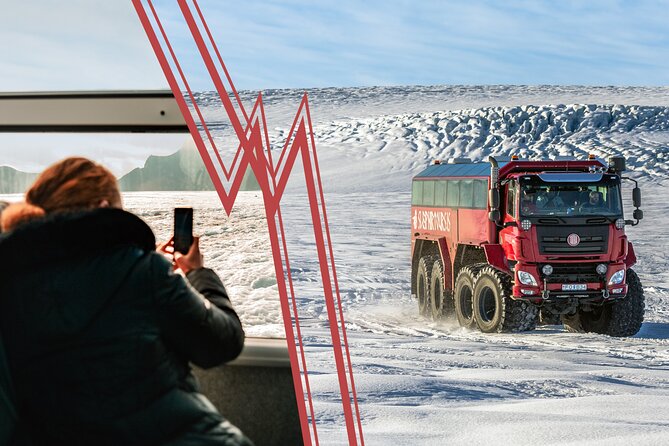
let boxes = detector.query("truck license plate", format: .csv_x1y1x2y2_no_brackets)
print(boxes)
562,284,587,291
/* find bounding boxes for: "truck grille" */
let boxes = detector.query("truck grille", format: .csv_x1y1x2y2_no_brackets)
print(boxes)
536,225,609,254
540,263,602,284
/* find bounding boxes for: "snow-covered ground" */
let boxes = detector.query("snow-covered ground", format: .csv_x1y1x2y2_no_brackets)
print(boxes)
195,85,669,445
3,85,669,444
112,185,669,445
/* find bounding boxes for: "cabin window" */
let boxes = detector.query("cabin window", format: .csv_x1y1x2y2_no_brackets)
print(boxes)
434,181,447,207
459,180,473,208
446,180,460,207
473,180,488,209
412,181,424,205
422,181,435,206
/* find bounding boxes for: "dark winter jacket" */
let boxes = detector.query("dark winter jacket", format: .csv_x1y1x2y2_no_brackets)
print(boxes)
0,208,251,445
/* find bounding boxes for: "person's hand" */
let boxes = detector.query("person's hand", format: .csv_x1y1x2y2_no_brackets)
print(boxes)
174,236,204,275
157,236,175,260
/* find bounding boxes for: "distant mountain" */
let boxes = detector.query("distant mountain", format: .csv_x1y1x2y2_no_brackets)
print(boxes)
0,166,38,194
118,148,260,192
0,149,260,194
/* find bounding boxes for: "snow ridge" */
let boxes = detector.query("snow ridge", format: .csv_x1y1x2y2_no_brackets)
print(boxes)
312,104,669,191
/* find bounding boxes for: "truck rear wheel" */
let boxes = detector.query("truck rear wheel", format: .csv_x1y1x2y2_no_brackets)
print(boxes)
562,269,644,337
430,259,453,320
416,255,437,317
473,266,539,333
454,265,482,328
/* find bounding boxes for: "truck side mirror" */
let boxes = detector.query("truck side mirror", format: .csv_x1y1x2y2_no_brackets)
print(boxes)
633,209,643,221
632,187,641,208
489,188,500,209
489,209,501,223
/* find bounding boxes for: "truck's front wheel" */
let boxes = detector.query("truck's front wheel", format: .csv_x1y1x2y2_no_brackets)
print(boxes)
416,255,436,317
608,269,645,336
473,266,539,333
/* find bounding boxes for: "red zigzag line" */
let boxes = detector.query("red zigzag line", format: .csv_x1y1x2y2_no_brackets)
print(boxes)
133,1,365,444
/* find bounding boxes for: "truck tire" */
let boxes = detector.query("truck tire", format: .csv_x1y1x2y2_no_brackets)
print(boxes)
416,255,437,317
430,258,454,320
453,265,483,328
562,269,644,337
473,266,539,333
607,269,645,336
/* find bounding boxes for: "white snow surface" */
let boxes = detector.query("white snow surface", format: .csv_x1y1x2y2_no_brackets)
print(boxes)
3,85,669,444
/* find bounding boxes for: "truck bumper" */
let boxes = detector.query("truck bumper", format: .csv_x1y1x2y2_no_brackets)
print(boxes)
513,284,628,303
511,263,628,302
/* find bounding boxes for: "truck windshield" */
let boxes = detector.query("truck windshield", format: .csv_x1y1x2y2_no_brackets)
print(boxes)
519,176,622,217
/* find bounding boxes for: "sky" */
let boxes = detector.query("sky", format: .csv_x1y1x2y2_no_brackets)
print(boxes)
0,0,668,174
0,0,668,92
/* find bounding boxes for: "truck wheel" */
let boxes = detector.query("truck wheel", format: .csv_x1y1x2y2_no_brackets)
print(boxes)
607,269,645,336
563,269,644,337
473,266,539,333
430,259,453,320
454,265,482,328
416,255,436,317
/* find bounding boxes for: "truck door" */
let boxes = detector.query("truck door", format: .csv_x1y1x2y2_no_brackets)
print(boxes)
500,180,519,261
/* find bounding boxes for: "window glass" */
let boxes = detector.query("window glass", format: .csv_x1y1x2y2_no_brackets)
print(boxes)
473,180,488,209
506,182,516,218
446,180,460,207
519,177,623,217
435,181,447,207
459,180,473,208
423,181,435,206
412,181,424,205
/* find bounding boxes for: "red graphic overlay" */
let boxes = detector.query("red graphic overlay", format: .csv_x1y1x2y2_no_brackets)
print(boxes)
132,1,364,444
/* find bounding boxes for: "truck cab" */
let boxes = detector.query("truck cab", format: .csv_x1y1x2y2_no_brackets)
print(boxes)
501,170,628,299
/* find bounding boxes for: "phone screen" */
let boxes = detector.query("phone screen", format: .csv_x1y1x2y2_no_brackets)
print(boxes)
174,207,193,254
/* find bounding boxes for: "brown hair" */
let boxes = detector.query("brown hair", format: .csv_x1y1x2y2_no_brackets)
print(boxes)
0,157,121,232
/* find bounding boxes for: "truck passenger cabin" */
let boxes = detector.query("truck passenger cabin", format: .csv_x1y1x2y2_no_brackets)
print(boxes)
411,155,645,337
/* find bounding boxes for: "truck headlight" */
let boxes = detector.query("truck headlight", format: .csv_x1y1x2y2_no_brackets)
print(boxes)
608,269,625,285
518,270,538,286
521,219,532,231
615,218,625,230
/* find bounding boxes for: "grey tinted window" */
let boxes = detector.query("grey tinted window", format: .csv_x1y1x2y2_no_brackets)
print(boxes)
446,180,460,207
473,180,488,209
412,181,423,205
423,181,435,206
435,181,447,207
459,180,473,208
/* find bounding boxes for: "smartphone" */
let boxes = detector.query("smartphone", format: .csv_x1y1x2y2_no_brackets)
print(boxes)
174,207,193,254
